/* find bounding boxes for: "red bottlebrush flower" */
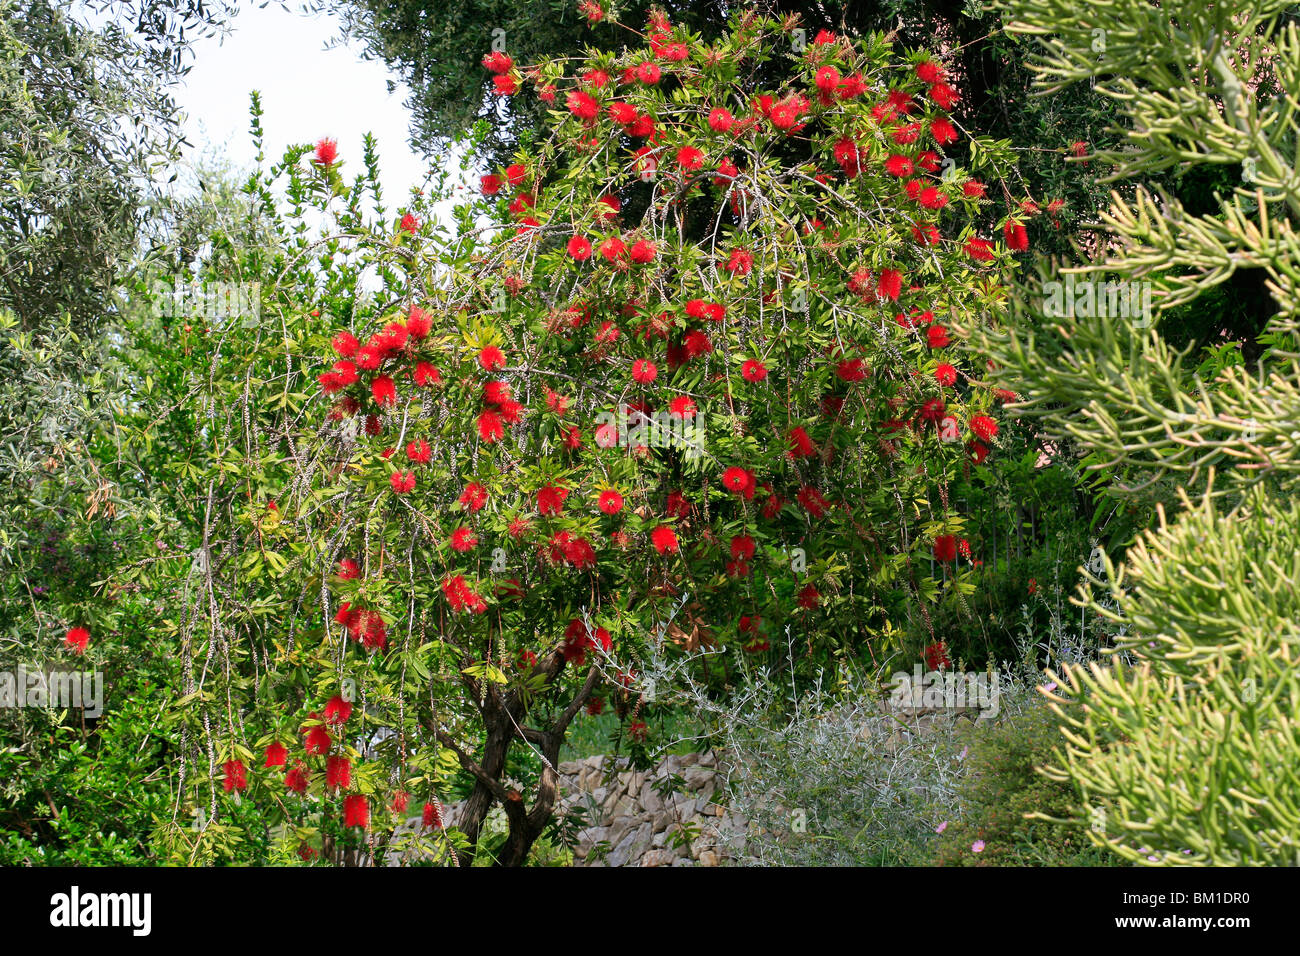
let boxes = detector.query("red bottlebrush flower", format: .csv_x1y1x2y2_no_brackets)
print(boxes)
390,470,416,494
608,101,638,125
958,539,972,560
332,330,359,358
479,345,506,370
314,137,339,166
596,195,621,219
627,720,649,742
222,759,248,793
964,237,995,262
962,179,986,199
969,415,999,441
480,173,503,196
264,742,288,768
814,65,841,92
406,307,432,340
635,61,661,84
968,440,990,465
406,439,432,464
932,534,958,562
924,641,952,670
686,299,725,322
400,212,420,234
877,268,904,301
913,224,941,246
919,187,948,210
537,485,568,516
599,237,626,262
477,410,504,443
836,72,867,99
564,536,597,569
905,179,923,201
920,398,946,423
723,466,756,499
916,60,944,84
390,790,410,814
836,358,868,382
731,534,756,561
893,122,922,145
64,626,90,654
364,414,382,436
482,51,513,74
630,240,657,264
343,794,369,828
1004,220,1029,252
450,527,478,552
325,754,351,790
566,89,600,121
324,694,353,725
586,696,605,716
651,525,679,555
414,361,441,388
934,363,958,386
492,74,518,96
677,145,705,171
483,380,512,404
303,717,331,755
631,358,658,384
598,489,624,515
360,611,388,650
544,387,570,414
708,107,734,132
833,137,863,178
929,82,959,110
885,154,914,177
713,157,739,189
1028,577,1039,596
422,801,444,829
665,490,692,518
371,375,397,407
683,329,712,357
627,114,656,138
668,395,698,418
741,359,768,382
930,117,957,145
725,247,753,275
769,95,807,132
797,584,821,609
567,235,593,261
917,150,942,173
787,426,815,458
458,482,488,512
927,325,952,349
505,163,528,188
995,388,1018,404
285,761,310,794
797,485,830,518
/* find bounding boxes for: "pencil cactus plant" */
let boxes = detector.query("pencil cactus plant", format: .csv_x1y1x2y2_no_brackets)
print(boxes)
971,0,1300,863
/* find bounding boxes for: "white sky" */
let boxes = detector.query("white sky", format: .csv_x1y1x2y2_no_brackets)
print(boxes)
176,3,432,203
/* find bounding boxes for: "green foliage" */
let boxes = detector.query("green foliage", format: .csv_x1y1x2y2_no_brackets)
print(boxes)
929,702,1119,866
974,0,1300,864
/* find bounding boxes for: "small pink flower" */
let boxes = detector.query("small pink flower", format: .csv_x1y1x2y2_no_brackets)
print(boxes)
971,840,985,853
935,821,948,834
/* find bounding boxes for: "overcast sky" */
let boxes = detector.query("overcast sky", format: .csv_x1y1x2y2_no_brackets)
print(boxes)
176,2,432,202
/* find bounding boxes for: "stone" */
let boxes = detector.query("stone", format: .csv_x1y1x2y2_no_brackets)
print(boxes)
641,849,676,867
698,850,720,867
640,781,665,814
683,766,715,789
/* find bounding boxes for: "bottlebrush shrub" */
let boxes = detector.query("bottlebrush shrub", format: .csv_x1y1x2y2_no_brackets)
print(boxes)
185,10,1025,866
